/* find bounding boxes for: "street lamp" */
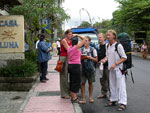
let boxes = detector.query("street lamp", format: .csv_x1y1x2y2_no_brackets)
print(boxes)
79,8,93,27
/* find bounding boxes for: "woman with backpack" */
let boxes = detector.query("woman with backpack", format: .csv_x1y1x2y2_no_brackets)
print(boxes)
62,34,86,102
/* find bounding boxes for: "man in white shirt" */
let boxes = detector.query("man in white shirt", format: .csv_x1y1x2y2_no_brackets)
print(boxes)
36,34,41,49
101,30,127,111
56,38,61,55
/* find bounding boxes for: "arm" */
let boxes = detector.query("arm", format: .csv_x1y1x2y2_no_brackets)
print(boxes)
87,56,98,62
75,34,86,49
110,44,127,70
87,49,98,62
62,39,69,50
40,42,50,52
101,56,108,64
110,58,127,70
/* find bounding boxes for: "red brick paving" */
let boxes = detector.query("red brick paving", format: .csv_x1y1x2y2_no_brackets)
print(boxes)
34,73,60,92
23,57,75,113
23,97,74,113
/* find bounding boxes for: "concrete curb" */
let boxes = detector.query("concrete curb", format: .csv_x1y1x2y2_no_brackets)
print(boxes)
73,103,83,113
17,75,40,113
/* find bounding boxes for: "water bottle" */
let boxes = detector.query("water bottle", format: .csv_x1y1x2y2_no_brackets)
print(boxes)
99,62,104,70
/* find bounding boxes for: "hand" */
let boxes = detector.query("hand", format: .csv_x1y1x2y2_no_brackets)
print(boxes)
98,61,101,67
72,34,78,37
81,55,87,60
110,64,116,70
101,59,106,63
87,56,92,60
98,61,101,64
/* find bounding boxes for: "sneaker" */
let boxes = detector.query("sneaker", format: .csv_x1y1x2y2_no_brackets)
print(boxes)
45,77,49,80
40,80,47,83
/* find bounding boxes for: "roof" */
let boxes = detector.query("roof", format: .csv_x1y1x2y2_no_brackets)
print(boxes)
0,0,22,6
71,28,98,34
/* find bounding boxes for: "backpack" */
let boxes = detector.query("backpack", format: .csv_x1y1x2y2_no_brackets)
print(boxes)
117,33,132,70
81,47,96,74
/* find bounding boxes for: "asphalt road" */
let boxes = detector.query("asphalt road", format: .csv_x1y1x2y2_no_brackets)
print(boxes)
79,56,150,113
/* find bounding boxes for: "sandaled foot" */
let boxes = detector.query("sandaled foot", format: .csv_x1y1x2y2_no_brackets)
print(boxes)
97,95,107,99
61,96,70,99
79,99,86,104
71,97,79,103
118,104,126,111
89,98,94,103
105,101,117,107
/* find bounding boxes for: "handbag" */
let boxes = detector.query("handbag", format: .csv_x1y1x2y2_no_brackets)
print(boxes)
55,57,65,72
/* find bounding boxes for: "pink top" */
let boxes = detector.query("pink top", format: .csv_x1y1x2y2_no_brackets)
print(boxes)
68,45,81,64
141,45,148,51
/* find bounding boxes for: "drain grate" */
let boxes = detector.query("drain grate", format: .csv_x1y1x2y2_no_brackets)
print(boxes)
48,71,58,73
37,91,60,96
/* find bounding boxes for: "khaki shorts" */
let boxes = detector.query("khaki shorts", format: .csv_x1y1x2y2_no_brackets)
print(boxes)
81,72,95,83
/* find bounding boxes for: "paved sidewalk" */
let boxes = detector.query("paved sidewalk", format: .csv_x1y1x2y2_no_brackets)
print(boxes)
21,57,76,113
132,52,150,60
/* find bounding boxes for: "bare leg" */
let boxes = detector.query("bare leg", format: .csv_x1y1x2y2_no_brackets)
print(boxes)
89,82,94,103
79,83,86,104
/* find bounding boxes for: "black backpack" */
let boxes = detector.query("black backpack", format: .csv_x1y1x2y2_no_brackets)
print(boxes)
117,33,132,70
117,33,134,83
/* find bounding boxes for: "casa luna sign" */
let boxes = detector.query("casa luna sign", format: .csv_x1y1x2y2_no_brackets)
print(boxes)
0,20,18,27
0,16,24,53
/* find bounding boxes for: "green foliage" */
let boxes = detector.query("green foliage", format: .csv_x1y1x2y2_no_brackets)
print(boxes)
25,50,38,63
93,19,112,34
79,21,91,28
113,0,150,32
0,60,38,77
10,0,70,33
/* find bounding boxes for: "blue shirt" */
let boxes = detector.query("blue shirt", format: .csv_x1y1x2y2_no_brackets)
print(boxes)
48,43,52,48
38,41,51,63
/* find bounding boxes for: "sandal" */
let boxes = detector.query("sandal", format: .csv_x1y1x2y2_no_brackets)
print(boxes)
89,98,94,103
71,97,79,103
97,95,107,99
79,99,86,104
62,96,70,99
118,104,126,111
105,101,117,107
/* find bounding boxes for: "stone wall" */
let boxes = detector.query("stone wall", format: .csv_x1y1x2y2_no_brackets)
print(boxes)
0,53,24,67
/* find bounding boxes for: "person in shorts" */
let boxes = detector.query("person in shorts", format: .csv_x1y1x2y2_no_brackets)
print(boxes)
79,36,98,104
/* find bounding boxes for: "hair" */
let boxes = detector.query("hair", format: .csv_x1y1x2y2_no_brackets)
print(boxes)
37,34,41,38
85,36,91,42
107,29,117,41
64,29,72,36
98,33,105,39
40,34,45,41
72,37,78,46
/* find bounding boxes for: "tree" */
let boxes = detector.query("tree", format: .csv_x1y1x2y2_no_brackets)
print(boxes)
113,0,150,33
93,19,112,34
78,21,91,28
10,0,70,40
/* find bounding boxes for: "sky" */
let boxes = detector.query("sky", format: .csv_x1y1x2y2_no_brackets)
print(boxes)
62,0,119,30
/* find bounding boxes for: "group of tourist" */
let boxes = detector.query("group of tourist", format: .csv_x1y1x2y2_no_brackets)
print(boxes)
36,29,128,111
58,29,127,111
